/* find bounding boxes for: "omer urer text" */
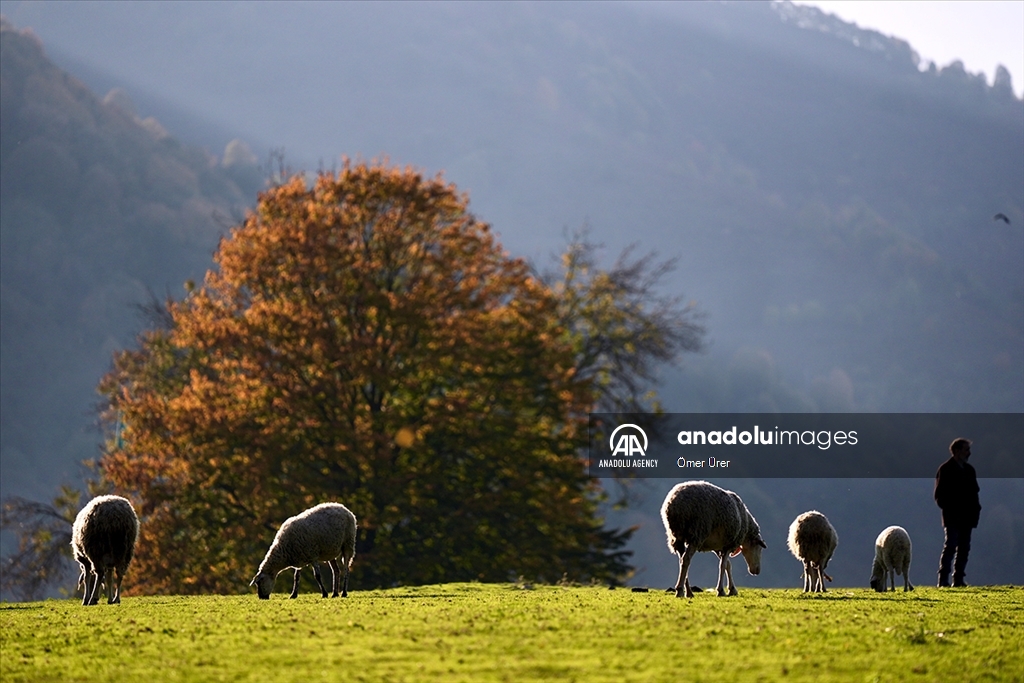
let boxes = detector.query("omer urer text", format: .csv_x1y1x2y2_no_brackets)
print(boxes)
677,426,858,450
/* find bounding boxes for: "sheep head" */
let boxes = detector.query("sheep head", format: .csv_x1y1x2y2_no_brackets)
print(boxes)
250,572,273,600
738,535,767,576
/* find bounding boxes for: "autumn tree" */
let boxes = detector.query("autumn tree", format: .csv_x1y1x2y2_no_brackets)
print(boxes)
98,161,652,594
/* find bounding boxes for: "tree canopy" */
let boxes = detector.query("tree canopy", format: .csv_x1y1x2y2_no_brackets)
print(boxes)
89,160,702,594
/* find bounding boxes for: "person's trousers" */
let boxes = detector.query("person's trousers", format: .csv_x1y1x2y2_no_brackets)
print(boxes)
938,525,972,586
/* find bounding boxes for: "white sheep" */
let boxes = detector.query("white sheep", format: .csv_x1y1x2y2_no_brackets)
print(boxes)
870,526,914,592
661,480,767,598
250,502,357,600
787,510,837,593
71,495,139,606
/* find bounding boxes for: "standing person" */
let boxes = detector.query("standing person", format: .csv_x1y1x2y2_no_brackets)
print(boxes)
934,438,981,587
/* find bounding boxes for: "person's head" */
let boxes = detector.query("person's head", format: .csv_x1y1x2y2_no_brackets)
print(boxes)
950,438,972,462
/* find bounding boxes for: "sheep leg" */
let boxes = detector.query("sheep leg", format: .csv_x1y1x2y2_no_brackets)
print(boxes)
289,568,301,599
86,570,102,606
78,560,92,606
802,561,812,592
674,546,696,598
331,557,352,602
311,562,328,598
723,555,737,596
89,569,104,605
81,571,94,606
325,561,342,598
904,567,914,592
104,567,116,604
112,566,125,604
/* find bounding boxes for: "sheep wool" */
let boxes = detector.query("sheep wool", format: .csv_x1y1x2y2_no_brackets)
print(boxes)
787,510,838,593
661,480,767,598
870,526,914,592
251,502,357,600
71,495,139,606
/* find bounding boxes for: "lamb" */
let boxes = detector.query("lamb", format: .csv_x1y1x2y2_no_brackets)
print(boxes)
250,502,357,600
661,480,767,598
787,510,837,593
870,526,914,592
70,495,139,606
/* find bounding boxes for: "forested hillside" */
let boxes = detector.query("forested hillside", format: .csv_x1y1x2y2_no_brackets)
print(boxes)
9,2,1018,414
0,18,262,501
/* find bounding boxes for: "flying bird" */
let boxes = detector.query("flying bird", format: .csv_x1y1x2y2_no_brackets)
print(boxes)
993,213,1011,224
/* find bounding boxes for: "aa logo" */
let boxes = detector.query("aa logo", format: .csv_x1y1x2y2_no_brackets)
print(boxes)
609,424,648,457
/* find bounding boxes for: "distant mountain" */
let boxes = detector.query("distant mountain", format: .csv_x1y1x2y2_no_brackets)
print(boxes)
6,1,1019,414
0,3,1020,588
0,18,263,502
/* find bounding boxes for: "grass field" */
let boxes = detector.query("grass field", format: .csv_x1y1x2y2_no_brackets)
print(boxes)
2,583,1021,682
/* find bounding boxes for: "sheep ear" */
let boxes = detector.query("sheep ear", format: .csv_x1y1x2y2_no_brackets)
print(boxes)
729,546,743,558
758,538,767,549
249,576,258,587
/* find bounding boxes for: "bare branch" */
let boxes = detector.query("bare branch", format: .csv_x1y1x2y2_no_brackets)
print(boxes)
0,488,82,601
551,229,706,414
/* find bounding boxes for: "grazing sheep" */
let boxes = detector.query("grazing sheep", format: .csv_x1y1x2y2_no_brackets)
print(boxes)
250,503,356,600
870,526,914,592
71,495,139,606
787,510,837,593
661,480,767,598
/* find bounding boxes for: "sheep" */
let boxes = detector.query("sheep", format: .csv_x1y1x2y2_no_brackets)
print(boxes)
250,502,357,600
70,495,139,606
787,510,837,593
661,480,767,598
870,526,914,592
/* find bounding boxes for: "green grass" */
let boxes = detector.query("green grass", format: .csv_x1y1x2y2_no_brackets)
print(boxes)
2,584,1021,682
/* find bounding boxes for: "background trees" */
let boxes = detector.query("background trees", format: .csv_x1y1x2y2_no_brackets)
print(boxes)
553,238,704,414
89,161,699,594
0,487,81,601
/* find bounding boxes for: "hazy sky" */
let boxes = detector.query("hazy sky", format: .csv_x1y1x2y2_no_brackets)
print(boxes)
798,0,1024,97
5,0,1021,96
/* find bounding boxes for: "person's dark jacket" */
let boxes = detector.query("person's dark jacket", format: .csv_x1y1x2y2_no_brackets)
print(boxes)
934,457,981,528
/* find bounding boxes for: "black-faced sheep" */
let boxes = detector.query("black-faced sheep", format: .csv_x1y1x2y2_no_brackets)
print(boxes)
71,495,139,606
870,526,914,592
787,510,837,593
250,502,357,600
661,480,767,598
